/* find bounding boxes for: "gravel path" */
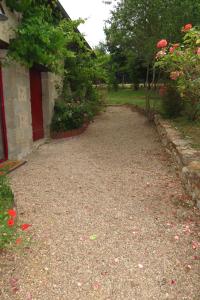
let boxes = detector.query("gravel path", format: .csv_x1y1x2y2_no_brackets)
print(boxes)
1,106,200,300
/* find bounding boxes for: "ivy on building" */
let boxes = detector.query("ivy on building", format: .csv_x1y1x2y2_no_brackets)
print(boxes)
4,0,86,74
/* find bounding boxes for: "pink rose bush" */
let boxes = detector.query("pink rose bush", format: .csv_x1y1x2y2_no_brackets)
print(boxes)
157,39,168,48
155,25,200,120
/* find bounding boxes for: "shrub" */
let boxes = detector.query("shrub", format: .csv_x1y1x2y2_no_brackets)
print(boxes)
51,91,104,133
51,101,85,132
155,25,200,120
161,85,184,118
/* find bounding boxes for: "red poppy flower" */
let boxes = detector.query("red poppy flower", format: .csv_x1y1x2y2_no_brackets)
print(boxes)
16,237,22,245
7,219,15,227
157,39,168,48
8,209,16,218
21,224,31,231
169,47,175,53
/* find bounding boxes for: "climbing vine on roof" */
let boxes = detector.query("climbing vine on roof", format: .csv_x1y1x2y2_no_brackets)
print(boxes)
4,0,85,73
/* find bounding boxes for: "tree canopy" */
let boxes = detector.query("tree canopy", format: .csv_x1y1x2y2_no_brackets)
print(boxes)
104,0,200,86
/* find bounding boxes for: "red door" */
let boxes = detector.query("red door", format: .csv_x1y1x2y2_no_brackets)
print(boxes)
29,69,44,141
0,67,8,161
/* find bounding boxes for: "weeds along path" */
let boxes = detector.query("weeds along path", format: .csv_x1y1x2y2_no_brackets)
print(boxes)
1,106,200,299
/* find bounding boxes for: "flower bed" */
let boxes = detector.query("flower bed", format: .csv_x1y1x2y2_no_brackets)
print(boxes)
0,174,32,250
51,122,89,140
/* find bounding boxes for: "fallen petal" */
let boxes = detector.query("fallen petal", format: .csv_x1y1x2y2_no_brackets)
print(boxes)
93,282,100,290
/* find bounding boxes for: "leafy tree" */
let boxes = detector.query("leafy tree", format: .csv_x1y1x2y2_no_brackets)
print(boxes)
104,0,200,111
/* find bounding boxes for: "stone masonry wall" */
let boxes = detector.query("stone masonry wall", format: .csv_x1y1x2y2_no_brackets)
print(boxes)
0,0,61,160
154,114,200,208
0,49,61,160
0,0,19,44
1,57,33,160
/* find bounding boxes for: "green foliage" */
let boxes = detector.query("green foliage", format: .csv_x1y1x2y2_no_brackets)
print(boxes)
5,1,83,74
0,174,32,250
162,85,184,118
51,101,85,132
51,95,103,133
6,0,105,132
105,0,200,88
0,175,14,211
5,0,32,12
155,26,200,120
51,72,104,133
0,176,16,249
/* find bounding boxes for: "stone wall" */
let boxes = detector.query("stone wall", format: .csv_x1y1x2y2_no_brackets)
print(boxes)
1,57,33,159
0,50,60,160
0,1,61,160
0,0,19,44
154,114,200,208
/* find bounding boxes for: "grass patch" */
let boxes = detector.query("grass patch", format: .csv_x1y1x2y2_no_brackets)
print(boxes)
106,87,163,112
0,175,14,211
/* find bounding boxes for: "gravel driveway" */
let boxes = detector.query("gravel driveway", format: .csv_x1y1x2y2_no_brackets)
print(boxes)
1,106,200,299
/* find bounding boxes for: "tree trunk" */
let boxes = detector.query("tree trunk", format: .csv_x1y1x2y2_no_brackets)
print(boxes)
145,64,150,113
122,74,125,88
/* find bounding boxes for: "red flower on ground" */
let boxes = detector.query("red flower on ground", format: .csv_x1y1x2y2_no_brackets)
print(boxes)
21,224,31,231
157,39,168,48
197,48,200,55
182,24,192,32
8,209,17,218
16,237,22,245
7,219,15,227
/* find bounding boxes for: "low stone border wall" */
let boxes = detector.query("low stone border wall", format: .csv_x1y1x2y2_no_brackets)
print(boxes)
51,122,89,140
154,114,200,208
129,104,200,208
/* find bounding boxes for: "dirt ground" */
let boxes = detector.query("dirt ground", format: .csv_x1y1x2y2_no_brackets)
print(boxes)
0,106,200,299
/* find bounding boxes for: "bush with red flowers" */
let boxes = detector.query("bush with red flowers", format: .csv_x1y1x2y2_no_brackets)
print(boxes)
155,25,200,120
0,175,31,249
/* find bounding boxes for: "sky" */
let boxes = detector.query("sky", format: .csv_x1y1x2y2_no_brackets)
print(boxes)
59,0,115,48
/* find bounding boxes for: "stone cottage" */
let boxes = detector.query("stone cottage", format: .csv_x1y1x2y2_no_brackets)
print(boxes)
0,0,84,161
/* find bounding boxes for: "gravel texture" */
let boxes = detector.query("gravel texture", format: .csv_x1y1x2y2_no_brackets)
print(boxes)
0,106,200,300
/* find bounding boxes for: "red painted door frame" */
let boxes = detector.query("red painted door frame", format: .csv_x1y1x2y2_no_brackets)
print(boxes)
0,66,8,162
29,68,44,141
